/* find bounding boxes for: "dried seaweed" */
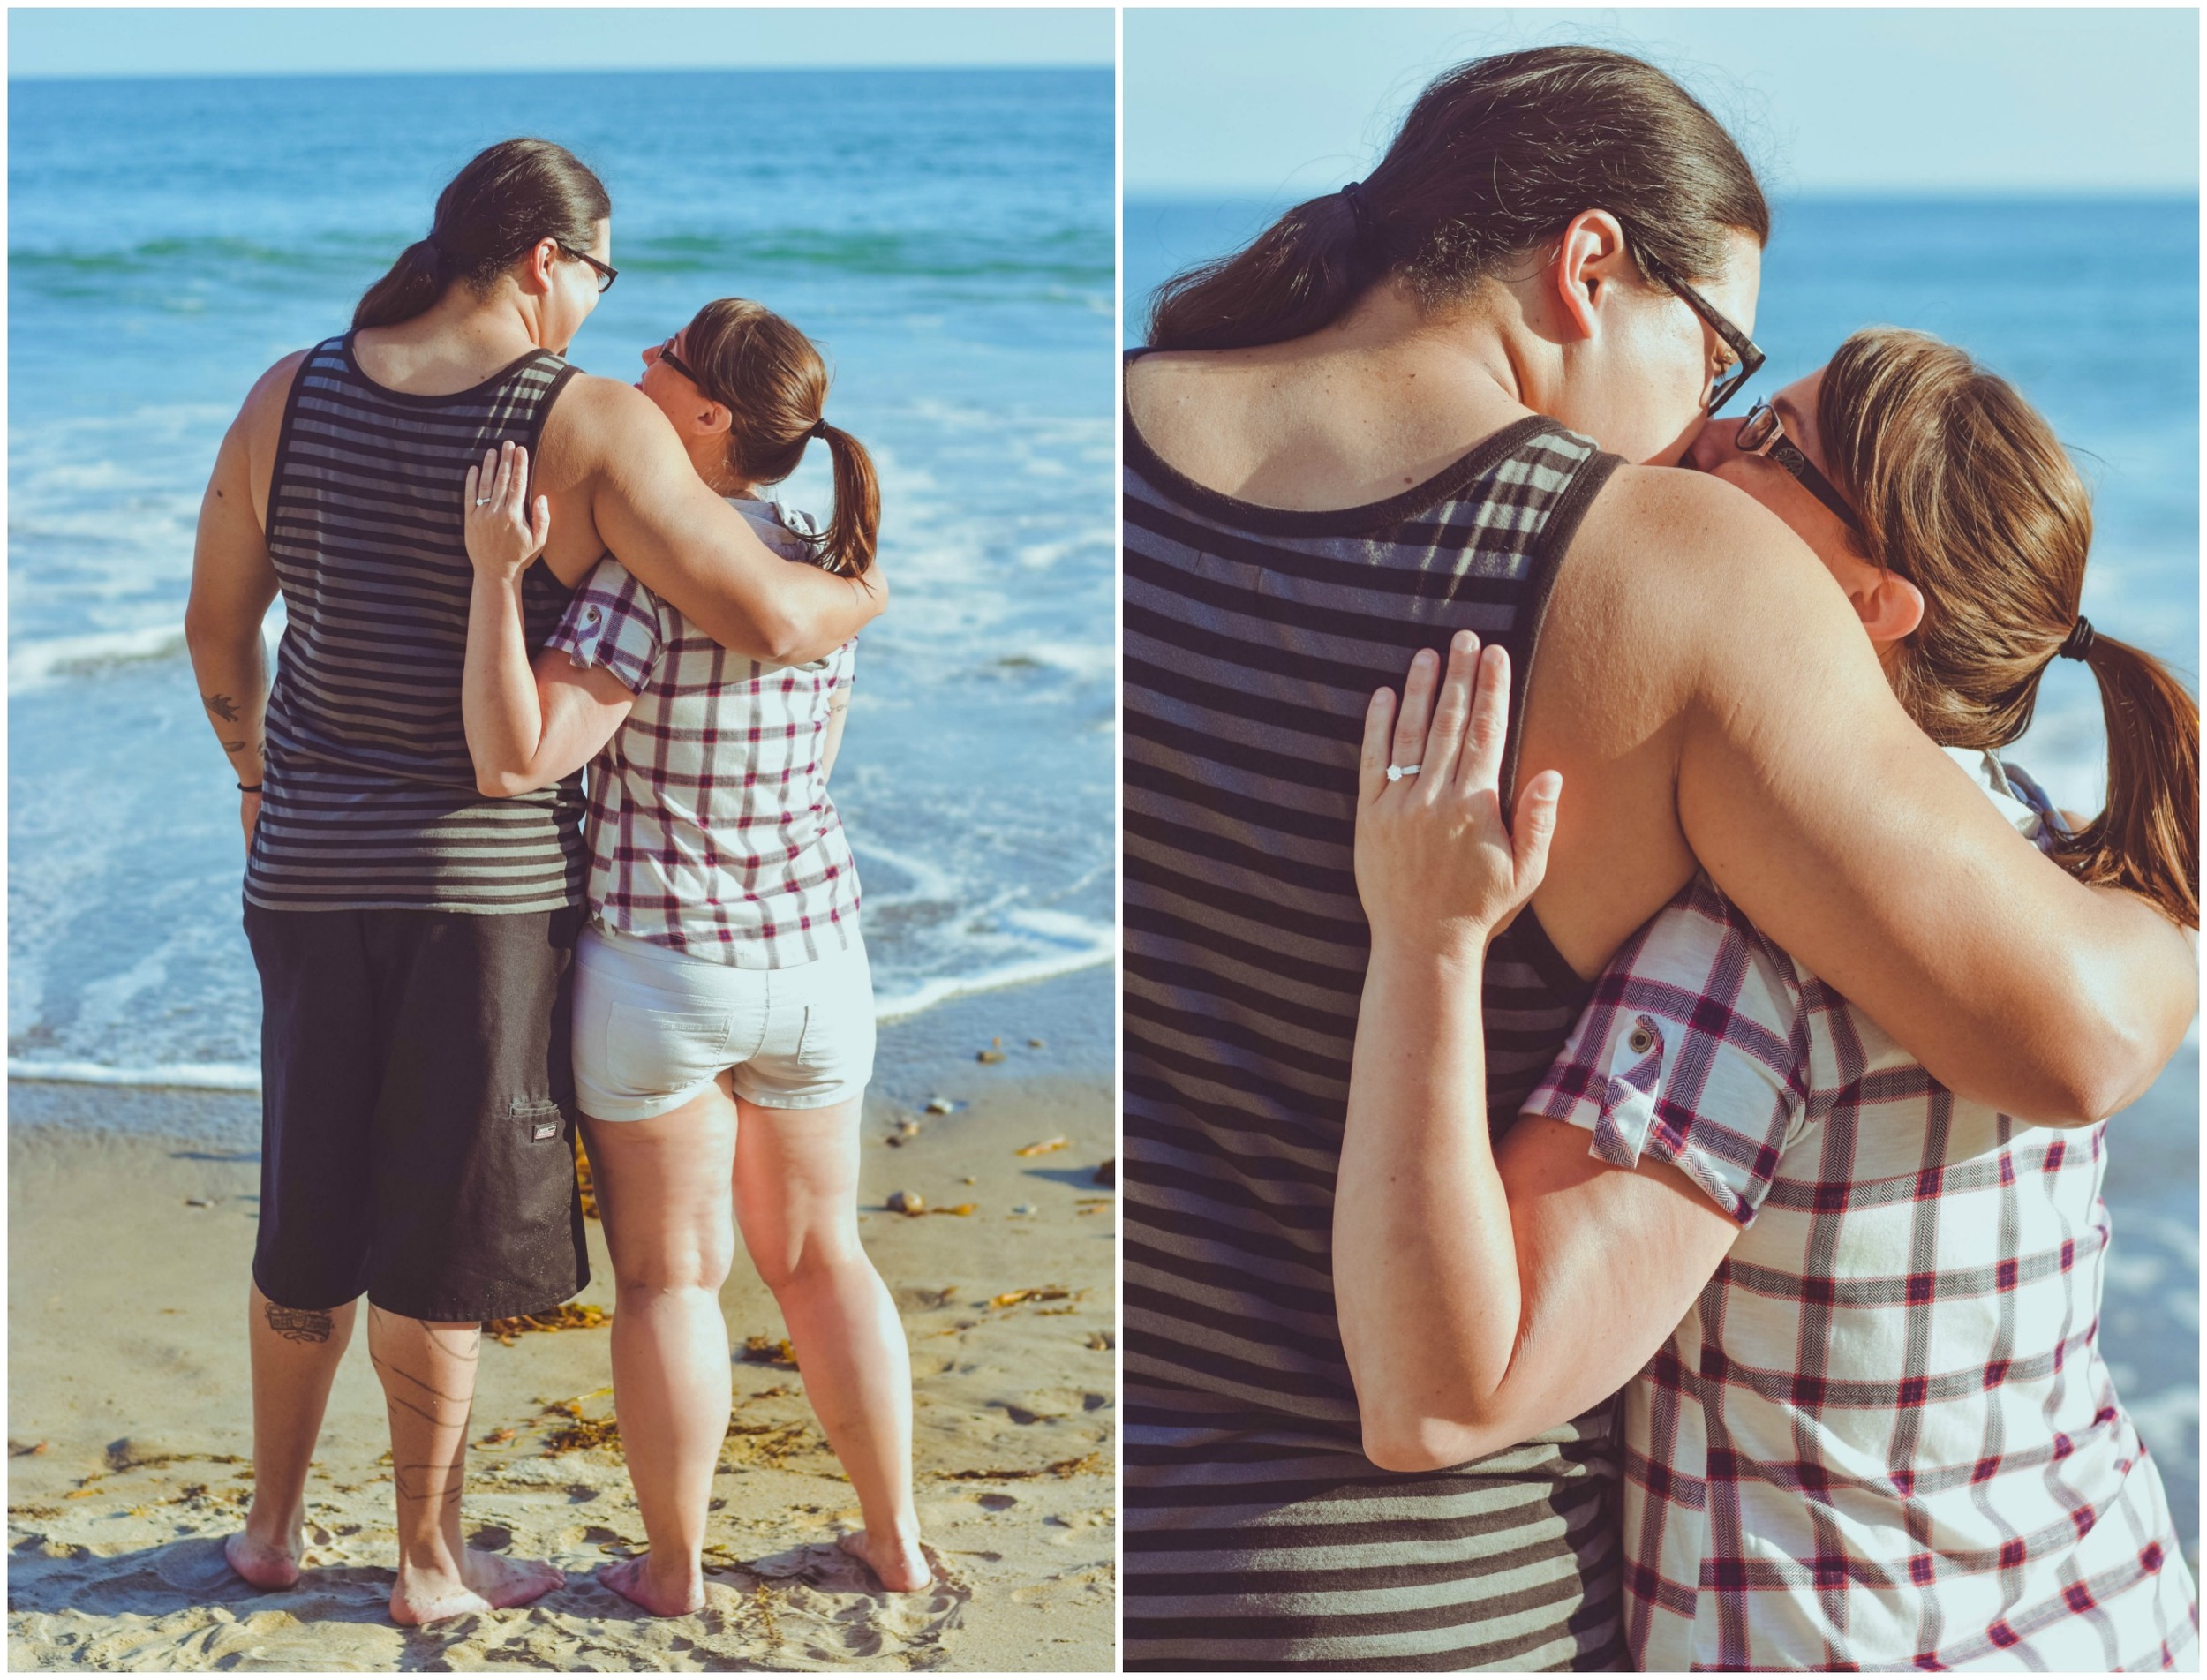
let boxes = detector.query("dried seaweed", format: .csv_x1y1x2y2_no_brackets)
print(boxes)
990,1286,1079,1309
936,1450,1108,1482
742,1334,800,1368
483,1301,609,1345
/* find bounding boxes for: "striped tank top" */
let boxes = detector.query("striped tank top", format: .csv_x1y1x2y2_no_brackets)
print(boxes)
1123,375,1625,1672
245,335,586,914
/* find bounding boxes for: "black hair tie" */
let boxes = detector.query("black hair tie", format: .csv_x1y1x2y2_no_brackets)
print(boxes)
810,418,831,441
1340,181,1375,245
2057,616,2097,661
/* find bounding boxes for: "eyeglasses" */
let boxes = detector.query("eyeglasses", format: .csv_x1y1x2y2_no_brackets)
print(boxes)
1638,252,1763,416
656,336,701,385
559,245,619,294
1736,399,1862,531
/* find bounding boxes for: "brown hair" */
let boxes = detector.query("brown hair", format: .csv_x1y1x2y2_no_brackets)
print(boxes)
678,298,878,580
1819,326,2198,928
355,138,611,331
1148,45,1770,351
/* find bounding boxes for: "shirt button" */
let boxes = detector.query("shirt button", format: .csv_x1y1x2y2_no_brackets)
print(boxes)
1628,1026,1656,1055
584,606,601,623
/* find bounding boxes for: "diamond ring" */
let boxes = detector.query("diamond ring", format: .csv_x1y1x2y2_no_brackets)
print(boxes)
473,496,493,506
1386,764,1422,781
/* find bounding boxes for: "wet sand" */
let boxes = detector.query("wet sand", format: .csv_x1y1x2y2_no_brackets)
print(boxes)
6,974,1116,1672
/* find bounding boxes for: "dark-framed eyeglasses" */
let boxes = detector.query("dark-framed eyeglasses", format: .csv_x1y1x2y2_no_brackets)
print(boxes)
1736,399,1862,531
656,336,701,386
560,245,619,294
1638,252,1764,416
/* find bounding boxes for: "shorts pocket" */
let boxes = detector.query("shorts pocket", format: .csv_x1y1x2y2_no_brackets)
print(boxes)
789,993,877,1086
601,1004,734,1101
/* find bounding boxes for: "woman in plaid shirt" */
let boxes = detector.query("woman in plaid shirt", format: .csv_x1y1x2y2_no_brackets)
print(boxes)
1341,328,2196,1668
456,300,931,1613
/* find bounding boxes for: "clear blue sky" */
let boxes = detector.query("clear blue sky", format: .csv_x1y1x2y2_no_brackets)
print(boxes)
8,7,1114,76
1126,8,2199,196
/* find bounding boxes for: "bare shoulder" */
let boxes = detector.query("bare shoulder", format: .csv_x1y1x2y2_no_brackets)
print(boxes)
233,348,313,441
1571,463,1850,620
1125,346,1275,433
215,349,316,498
535,371,674,488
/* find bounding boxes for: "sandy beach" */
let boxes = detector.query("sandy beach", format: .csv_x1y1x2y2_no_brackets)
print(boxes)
6,972,1116,1673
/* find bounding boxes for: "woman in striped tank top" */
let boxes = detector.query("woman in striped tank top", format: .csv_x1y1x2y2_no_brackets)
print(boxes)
457,300,925,1613
1122,46,2196,1669
186,143,882,1626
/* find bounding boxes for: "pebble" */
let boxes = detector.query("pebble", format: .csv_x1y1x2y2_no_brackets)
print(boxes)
887,1190,926,1216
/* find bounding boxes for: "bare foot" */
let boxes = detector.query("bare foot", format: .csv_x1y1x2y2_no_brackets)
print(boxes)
598,1552,706,1617
224,1526,303,1590
389,1548,563,1625
839,1528,932,1593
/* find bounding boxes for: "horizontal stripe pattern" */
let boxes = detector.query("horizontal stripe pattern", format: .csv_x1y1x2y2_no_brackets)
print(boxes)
247,335,586,914
1122,380,1623,1669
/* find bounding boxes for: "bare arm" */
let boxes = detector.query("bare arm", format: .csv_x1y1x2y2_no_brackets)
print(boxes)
1333,632,1594,1469
461,444,635,796
183,363,290,849
557,378,884,665
1573,472,2195,1125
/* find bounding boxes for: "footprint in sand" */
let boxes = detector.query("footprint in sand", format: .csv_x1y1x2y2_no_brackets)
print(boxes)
726,1541,973,1663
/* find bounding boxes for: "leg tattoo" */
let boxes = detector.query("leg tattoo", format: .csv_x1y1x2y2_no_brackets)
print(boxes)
265,1304,335,1344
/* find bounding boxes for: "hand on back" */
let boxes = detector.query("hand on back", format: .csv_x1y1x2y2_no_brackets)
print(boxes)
1356,631,1562,966
463,441,551,581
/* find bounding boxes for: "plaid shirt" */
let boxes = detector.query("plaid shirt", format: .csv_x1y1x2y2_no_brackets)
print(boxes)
1525,756,2196,1671
545,501,860,968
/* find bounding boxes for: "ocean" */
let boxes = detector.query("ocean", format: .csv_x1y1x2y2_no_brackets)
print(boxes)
1128,192,2202,1550
8,69,1116,1086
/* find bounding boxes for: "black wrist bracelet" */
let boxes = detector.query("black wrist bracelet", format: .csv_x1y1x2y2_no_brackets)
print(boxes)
237,782,263,794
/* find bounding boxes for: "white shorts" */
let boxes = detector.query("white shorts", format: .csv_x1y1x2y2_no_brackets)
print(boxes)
571,920,877,1122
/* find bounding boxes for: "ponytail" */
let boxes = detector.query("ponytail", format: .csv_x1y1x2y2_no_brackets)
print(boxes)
1149,192,1379,352
812,423,880,580
355,238,449,333
353,138,611,332
1817,328,2199,930
2049,636,2199,929
676,297,878,582
1148,46,1768,351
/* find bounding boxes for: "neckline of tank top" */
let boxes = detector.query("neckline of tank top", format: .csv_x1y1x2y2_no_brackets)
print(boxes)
337,331,565,407
1123,347,1573,539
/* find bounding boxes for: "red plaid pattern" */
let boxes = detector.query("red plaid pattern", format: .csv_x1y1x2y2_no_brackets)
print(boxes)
545,501,860,969
1527,860,2196,1670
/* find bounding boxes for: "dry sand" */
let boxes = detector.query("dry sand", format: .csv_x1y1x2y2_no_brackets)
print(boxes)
6,1035,1114,1671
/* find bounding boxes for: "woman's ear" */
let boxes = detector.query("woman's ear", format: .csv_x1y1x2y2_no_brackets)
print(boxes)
516,237,560,298
1857,566,1926,648
1550,209,1632,343
696,400,734,441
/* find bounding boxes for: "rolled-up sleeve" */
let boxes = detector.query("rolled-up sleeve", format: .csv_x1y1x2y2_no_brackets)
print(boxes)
544,558,663,694
1524,875,1810,1226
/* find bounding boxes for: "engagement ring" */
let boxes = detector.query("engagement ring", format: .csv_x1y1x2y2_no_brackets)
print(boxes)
1386,764,1421,781
473,496,493,506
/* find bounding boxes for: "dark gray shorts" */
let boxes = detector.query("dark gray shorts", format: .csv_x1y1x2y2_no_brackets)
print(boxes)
244,900,590,1322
